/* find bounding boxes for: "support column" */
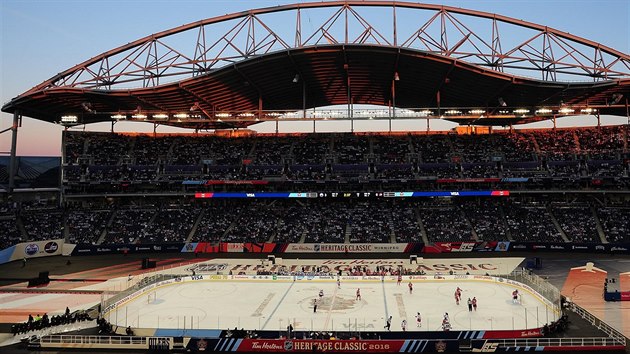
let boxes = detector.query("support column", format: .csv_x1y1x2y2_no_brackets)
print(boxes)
346,68,352,132
391,78,396,133
8,111,20,195
596,112,601,127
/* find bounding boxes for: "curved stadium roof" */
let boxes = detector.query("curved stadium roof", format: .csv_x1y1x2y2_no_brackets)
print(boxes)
2,1,629,129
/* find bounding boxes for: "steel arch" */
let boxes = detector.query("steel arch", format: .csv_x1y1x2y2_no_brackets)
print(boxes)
21,1,630,95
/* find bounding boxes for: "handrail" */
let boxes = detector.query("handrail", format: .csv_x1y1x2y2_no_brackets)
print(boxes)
490,337,623,347
38,334,623,348
569,302,627,346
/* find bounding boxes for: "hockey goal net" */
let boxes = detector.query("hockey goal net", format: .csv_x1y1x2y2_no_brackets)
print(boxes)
147,292,157,304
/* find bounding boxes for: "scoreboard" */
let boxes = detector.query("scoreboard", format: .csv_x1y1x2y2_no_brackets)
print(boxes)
194,190,509,199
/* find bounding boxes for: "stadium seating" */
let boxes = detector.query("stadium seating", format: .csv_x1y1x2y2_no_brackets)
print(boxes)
1,125,630,249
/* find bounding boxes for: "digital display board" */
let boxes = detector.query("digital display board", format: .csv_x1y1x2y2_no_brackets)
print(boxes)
194,190,510,199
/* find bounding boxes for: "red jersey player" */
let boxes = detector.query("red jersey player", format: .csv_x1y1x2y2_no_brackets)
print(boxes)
455,287,462,304
472,297,477,311
512,290,519,304
397,275,402,286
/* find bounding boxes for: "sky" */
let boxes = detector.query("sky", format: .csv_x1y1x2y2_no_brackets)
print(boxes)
1,0,629,156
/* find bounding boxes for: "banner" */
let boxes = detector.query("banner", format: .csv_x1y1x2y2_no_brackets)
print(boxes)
284,243,412,253
186,338,460,353
14,239,64,260
426,242,501,253
70,243,184,256
508,242,630,253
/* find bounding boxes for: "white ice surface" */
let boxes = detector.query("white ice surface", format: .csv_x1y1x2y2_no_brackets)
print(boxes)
108,279,558,333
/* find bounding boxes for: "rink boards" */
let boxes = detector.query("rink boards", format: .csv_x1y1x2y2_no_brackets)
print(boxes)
103,273,561,334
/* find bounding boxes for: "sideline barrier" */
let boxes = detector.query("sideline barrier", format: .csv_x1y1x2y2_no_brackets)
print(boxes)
101,272,561,333
36,335,626,353
1,240,628,264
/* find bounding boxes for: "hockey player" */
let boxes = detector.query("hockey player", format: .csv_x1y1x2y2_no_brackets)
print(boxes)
401,319,407,331
512,290,519,304
415,312,422,327
384,316,392,331
313,299,318,313
467,298,473,312
319,289,324,299
442,317,451,331
397,274,402,286
454,290,460,305
472,297,478,311
408,282,413,294
356,288,361,301
337,278,341,289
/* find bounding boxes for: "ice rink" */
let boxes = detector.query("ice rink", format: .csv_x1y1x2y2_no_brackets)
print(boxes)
107,277,559,333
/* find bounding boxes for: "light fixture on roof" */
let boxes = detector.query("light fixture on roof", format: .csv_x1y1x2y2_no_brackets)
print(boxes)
293,74,300,83
132,114,147,119
558,107,574,114
61,115,78,124
444,110,462,115
469,109,485,115
174,113,189,119
536,108,552,114
216,113,231,118
498,97,507,107
111,114,126,120
394,72,400,81
580,108,597,114
153,114,169,120
513,109,529,114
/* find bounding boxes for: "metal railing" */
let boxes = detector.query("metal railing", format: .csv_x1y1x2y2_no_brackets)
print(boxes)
570,302,627,346
40,335,149,345
490,337,623,348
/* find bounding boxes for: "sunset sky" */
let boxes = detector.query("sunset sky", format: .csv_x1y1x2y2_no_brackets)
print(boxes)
1,0,628,156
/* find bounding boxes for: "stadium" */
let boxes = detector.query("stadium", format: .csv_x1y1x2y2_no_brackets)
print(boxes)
0,1,629,353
